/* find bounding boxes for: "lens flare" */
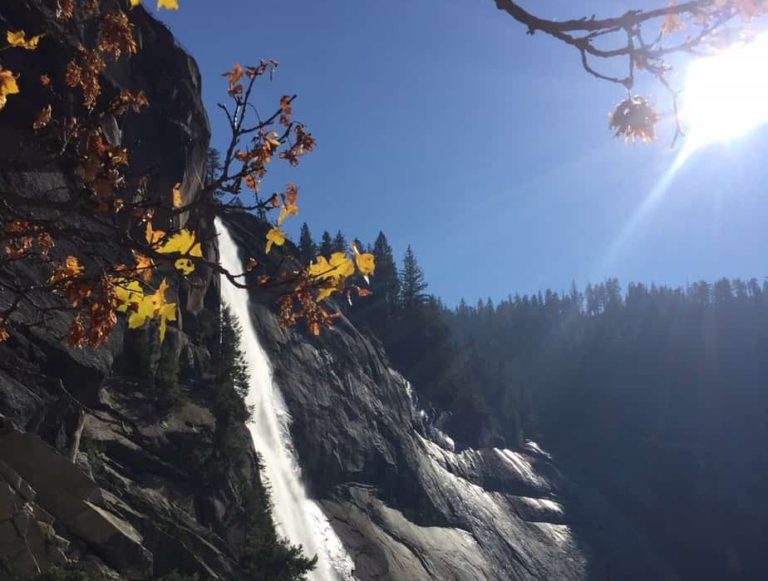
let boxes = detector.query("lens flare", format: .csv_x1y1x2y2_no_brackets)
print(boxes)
683,34,768,148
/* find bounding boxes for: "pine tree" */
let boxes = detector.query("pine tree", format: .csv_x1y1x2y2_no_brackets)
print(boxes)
206,147,223,185
219,307,249,402
399,245,428,309
714,278,734,304
569,281,583,314
205,306,251,480
319,231,333,257
604,278,623,311
372,232,400,309
332,230,348,253
298,223,317,263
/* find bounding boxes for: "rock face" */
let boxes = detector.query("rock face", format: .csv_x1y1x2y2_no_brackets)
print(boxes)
224,214,597,581
0,2,261,579
0,420,153,579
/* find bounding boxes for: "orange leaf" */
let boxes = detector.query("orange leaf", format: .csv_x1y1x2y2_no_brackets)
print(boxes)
33,105,52,130
285,183,298,205
172,183,183,208
245,174,259,191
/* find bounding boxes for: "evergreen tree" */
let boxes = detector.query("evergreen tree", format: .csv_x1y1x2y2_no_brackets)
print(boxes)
206,147,223,185
319,231,333,257
298,223,317,263
569,281,583,313
238,474,316,581
332,230,348,253
604,278,623,311
371,231,400,309
585,283,599,316
206,307,251,479
219,307,250,402
714,278,734,303
399,245,428,308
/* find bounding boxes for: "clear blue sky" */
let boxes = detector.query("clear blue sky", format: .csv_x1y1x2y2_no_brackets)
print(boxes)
156,0,768,306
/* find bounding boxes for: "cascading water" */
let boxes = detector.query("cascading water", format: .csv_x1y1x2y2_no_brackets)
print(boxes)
216,218,355,581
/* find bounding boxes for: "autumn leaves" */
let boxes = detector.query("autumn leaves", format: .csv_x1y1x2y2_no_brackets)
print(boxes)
265,183,299,254
0,0,374,347
216,58,376,335
129,0,180,11
0,31,39,111
0,68,19,111
0,2,188,346
262,181,377,316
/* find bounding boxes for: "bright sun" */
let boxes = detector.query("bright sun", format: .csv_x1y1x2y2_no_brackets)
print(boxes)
683,34,768,149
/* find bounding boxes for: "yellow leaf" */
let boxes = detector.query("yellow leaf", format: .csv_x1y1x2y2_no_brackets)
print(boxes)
0,73,18,93
130,0,141,6
6,31,24,46
172,183,183,208
111,278,143,313
329,252,355,278
128,295,155,329
309,253,354,282
174,257,194,276
7,31,43,50
265,227,285,254
317,285,337,302
277,203,299,225
0,68,20,111
155,278,170,303
157,229,202,257
157,0,179,10
355,253,375,276
158,303,176,342
127,278,172,336
125,279,177,341
308,256,331,279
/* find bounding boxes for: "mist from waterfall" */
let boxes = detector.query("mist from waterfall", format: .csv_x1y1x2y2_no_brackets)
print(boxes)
216,219,355,581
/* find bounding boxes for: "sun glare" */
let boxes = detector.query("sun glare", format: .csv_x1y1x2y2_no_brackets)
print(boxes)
683,34,768,149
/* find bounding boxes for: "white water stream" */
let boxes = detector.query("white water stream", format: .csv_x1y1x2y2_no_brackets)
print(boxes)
216,219,355,581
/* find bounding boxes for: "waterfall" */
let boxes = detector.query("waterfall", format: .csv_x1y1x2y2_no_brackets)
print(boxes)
216,219,355,581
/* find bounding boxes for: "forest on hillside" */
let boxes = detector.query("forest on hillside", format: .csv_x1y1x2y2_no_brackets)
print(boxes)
303,224,768,461
327,226,768,578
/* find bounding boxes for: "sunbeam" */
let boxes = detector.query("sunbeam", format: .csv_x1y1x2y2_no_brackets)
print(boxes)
594,145,694,278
